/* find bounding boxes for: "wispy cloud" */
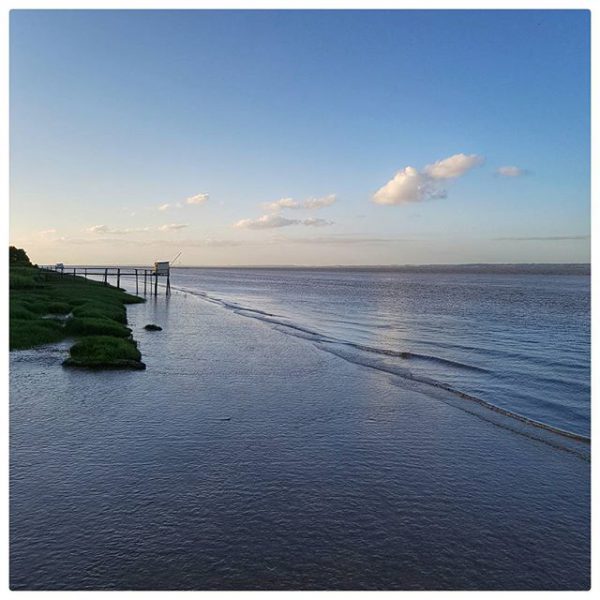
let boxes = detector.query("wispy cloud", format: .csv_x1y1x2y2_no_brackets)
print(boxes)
373,153,483,205
233,214,333,230
158,223,188,231
157,192,208,211
263,197,298,211
263,193,337,212
87,224,186,234
87,225,152,235
496,165,529,177
494,235,589,241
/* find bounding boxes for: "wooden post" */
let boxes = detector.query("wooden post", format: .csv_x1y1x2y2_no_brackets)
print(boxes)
104,268,108,285
84,268,87,279
117,268,121,289
73,268,76,278
166,270,171,295
135,269,139,294
154,271,158,296
144,270,147,295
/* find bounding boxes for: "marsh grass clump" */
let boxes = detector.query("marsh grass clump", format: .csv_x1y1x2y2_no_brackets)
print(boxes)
66,317,132,338
10,319,66,349
63,336,145,370
10,247,147,369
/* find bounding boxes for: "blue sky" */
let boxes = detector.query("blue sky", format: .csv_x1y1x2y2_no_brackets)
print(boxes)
10,9,590,265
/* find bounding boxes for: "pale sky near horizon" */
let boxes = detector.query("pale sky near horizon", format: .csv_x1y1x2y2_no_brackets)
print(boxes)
10,9,590,266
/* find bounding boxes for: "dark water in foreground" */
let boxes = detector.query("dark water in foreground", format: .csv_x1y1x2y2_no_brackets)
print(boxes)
10,267,590,590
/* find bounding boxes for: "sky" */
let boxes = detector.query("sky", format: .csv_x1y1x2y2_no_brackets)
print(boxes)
9,9,590,266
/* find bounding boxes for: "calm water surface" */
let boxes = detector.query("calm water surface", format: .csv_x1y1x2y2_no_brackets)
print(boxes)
10,265,590,590
174,266,590,437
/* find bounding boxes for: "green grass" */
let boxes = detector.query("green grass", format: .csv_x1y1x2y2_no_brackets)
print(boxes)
63,336,145,370
10,261,146,369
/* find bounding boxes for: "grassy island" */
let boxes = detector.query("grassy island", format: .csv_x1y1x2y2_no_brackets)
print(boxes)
10,247,146,369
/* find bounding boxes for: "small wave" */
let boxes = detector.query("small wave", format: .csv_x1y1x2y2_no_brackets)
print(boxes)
334,341,491,373
170,285,590,458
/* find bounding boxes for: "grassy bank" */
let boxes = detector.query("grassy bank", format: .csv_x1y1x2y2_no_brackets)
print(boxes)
10,254,146,369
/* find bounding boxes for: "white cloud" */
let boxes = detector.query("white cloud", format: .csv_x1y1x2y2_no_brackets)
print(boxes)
38,228,57,235
158,223,188,231
373,167,430,205
303,194,337,209
234,214,299,230
263,194,337,212
302,217,333,227
263,197,300,211
234,214,334,230
87,224,185,234
186,193,209,205
88,225,111,234
373,153,483,206
158,203,171,211
496,165,527,177
423,153,484,180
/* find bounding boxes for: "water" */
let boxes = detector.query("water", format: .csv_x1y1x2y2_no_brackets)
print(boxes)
173,266,590,438
10,265,590,589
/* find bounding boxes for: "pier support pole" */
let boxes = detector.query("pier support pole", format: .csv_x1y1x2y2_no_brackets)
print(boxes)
84,268,87,279
135,269,139,295
117,268,121,289
154,272,158,296
166,270,171,295
104,268,108,285
144,270,147,295
73,268,76,278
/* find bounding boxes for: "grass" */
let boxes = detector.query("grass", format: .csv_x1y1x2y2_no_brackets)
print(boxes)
10,262,146,370
63,336,145,370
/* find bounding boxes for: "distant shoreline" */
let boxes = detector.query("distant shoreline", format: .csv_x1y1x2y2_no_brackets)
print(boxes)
167,263,590,275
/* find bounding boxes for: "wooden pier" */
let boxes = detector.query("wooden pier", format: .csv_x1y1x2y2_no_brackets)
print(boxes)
40,262,172,296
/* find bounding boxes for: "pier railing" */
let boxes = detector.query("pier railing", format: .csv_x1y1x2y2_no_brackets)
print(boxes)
39,265,171,296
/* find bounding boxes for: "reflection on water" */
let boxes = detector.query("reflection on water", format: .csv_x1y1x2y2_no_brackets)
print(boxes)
172,267,590,437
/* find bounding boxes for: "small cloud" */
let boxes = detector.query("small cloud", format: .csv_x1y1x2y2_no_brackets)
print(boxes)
159,223,188,231
233,214,334,230
263,197,299,211
496,165,528,177
38,228,57,235
423,153,484,180
186,193,209,205
158,203,171,211
86,225,153,235
373,153,482,206
373,167,445,205
234,214,300,230
88,224,111,234
303,194,337,209
302,217,333,227
263,194,337,211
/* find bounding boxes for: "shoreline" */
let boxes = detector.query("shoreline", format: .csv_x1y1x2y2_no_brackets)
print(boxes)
170,283,591,457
